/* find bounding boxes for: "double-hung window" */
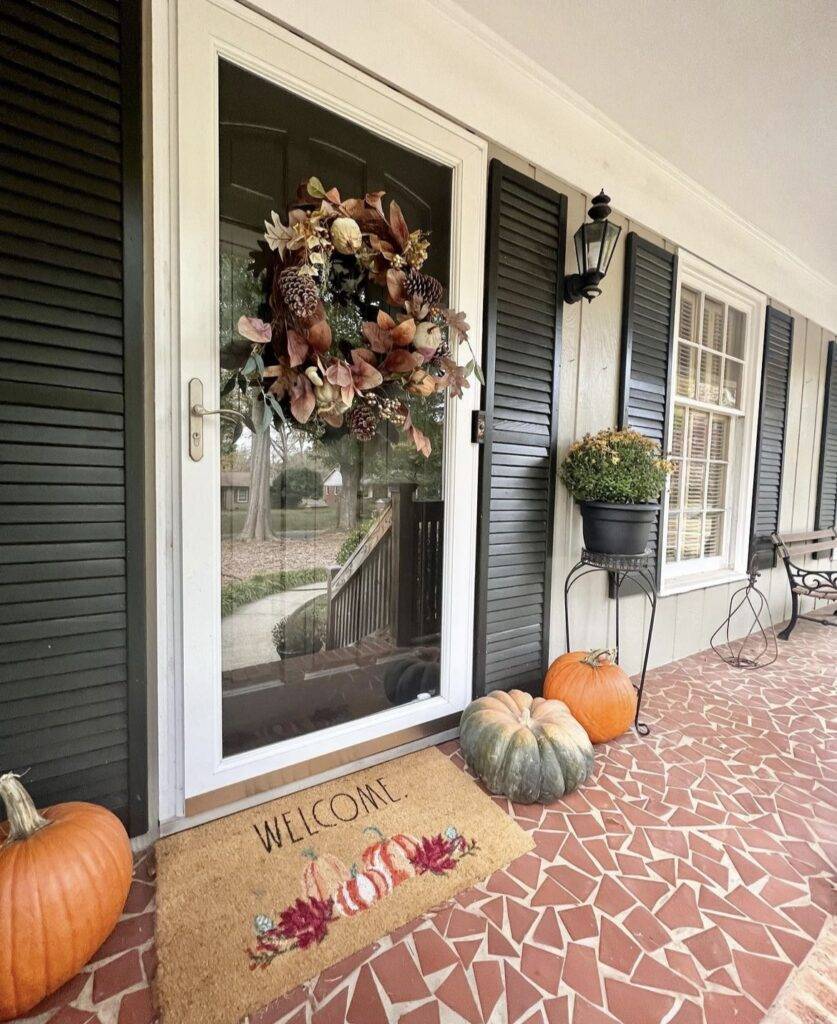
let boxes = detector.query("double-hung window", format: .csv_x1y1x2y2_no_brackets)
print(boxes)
661,253,766,592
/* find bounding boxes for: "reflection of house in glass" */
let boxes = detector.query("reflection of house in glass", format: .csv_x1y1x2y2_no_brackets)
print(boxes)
220,470,250,510
322,467,342,506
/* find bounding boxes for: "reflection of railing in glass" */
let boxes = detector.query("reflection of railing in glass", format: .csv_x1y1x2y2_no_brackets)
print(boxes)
326,483,443,651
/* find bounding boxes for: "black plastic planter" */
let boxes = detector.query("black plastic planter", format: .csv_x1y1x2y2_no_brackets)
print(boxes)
579,501,659,556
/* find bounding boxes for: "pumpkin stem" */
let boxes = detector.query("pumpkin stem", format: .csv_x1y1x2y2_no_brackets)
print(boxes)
363,825,385,840
0,772,50,844
581,648,616,667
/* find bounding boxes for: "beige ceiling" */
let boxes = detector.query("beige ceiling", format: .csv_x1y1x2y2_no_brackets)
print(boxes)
451,0,837,286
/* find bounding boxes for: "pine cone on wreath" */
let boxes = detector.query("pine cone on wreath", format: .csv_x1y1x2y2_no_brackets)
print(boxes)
346,400,380,441
404,268,443,308
277,268,319,322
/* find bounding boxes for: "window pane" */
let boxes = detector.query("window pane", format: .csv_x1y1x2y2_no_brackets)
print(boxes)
679,287,700,343
704,512,724,557
707,461,726,507
682,515,702,559
677,343,697,398
686,461,706,509
698,350,722,404
689,410,709,458
722,359,743,408
671,406,685,456
702,297,725,351
666,514,679,561
709,415,729,460
669,460,682,507
726,307,746,358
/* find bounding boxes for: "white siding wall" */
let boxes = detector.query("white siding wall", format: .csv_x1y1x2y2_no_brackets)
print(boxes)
489,144,835,674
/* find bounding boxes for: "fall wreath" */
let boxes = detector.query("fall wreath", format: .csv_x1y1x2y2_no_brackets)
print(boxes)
234,176,481,457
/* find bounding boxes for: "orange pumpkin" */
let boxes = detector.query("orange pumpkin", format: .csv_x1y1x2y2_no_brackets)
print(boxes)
334,865,391,917
543,648,636,743
0,773,133,1022
301,849,349,901
361,827,419,887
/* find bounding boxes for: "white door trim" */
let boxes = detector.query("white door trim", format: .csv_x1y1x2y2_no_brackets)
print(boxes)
154,0,486,819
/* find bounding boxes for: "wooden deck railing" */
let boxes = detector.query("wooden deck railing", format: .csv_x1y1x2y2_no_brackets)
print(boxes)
325,483,443,650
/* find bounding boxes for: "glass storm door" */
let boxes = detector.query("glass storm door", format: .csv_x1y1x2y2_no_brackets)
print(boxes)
176,0,486,806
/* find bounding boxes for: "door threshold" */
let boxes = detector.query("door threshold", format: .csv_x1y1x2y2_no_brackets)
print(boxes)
161,718,459,836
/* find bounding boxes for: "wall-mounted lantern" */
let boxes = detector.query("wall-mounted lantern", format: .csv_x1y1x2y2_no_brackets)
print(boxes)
564,190,622,304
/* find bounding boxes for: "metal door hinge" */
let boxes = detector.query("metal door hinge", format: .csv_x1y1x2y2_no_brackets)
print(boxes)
472,409,486,444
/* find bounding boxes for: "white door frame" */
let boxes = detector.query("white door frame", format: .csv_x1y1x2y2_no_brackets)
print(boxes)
154,0,486,818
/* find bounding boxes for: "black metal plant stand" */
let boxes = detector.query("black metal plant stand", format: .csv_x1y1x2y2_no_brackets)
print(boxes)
564,549,657,736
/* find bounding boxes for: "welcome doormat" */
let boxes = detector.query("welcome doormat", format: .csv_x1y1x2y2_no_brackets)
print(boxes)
154,747,533,1024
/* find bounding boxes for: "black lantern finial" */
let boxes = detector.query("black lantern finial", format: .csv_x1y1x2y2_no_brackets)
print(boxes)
564,188,622,304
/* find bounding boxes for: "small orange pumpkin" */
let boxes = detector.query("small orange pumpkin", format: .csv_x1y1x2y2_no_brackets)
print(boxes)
0,773,133,1021
334,865,391,917
543,648,636,743
361,827,419,887
301,849,350,901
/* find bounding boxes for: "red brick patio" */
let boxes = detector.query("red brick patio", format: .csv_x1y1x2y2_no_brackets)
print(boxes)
17,616,836,1024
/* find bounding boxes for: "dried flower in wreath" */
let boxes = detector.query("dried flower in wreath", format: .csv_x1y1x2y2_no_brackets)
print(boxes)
236,175,481,456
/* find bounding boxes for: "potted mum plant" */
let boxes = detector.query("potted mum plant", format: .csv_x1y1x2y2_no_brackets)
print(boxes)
560,428,673,556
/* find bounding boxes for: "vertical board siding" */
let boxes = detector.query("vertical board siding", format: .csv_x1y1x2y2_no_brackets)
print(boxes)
750,307,794,569
815,341,837,541
0,0,145,833
475,162,565,695
617,233,678,586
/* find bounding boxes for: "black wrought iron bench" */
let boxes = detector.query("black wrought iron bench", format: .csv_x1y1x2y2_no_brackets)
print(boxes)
772,528,837,640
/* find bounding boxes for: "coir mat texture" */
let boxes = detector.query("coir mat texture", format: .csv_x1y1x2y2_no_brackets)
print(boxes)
154,746,533,1024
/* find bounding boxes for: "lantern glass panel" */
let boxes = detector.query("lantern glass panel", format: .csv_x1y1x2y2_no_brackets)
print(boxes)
600,221,621,275
574,229,585,275
582,221,606,274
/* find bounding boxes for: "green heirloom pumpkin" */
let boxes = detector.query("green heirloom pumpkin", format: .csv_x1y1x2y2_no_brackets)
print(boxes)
459,689,594,803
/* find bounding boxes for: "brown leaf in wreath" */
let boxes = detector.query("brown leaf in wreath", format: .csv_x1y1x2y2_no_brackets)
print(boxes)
287,330,309,368
341,196,387,237
362,320,391,354
381,348,422,375
442,308,470,342
404,411,432,459
439,357,470,399
306,317,333,354
368,233,397,259
364,190,387,220
386,268,407,305
388,200,411,250
290,373,315,423
390,317,416,347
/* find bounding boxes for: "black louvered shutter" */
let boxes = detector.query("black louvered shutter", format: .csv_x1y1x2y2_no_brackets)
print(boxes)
749,307,793,568
814,340,837,553
0,0,146,834
617,233,678,588
473,162,566,696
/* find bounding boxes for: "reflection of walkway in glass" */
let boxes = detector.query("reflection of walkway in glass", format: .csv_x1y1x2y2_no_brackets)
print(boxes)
221,581,327,672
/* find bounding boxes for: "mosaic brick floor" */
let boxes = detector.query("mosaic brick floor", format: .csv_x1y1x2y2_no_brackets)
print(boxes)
17,617,836,1024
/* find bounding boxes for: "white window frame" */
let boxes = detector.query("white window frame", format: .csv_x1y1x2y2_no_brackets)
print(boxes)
659,251,766,595
234,487,248,503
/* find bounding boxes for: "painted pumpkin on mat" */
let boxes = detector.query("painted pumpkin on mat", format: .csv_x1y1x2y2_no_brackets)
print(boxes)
361,827,419,886
334,865,391,916
459,689,594,804
543,648,636,743
301,849,350,901
0,773,133,1022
